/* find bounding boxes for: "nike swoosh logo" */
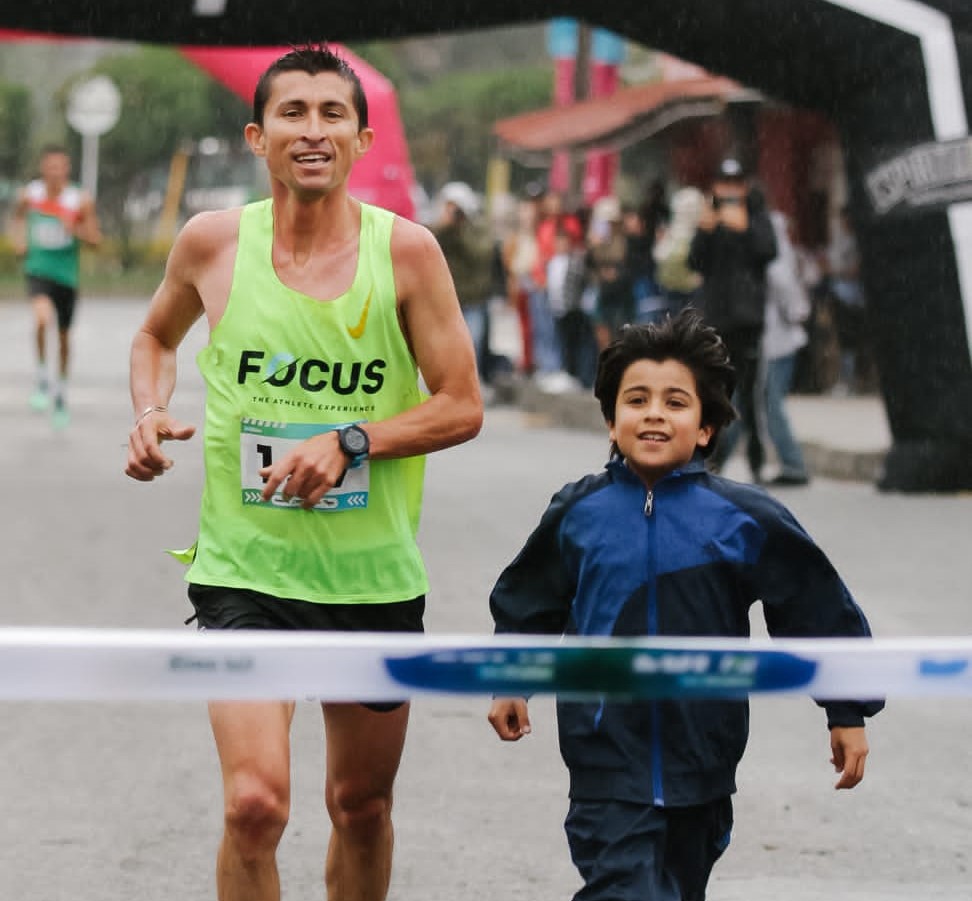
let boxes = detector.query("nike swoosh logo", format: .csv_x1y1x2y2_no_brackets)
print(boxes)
346,287,373,339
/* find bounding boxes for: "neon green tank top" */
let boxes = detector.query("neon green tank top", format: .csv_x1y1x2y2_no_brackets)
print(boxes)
186,199,429,604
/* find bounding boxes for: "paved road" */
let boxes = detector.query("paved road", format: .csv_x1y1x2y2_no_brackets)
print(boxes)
0,298,970,899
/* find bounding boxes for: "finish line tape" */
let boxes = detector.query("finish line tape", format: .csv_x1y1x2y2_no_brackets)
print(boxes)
1,629,971,701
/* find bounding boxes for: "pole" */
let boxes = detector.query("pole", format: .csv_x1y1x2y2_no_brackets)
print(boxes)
81,132,100,199
156,148,191,243
567,23,591,209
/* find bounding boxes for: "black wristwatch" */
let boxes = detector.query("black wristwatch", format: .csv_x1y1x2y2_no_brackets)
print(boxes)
337,424,370,464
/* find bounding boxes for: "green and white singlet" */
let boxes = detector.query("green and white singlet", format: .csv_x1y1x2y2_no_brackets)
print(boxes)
186,199,429,604
23,180,83,289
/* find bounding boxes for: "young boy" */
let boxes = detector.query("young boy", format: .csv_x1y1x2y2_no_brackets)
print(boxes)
487,309,883,901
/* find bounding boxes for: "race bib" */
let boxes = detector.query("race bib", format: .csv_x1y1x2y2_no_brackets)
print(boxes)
31,217,73,250
239,418,368,512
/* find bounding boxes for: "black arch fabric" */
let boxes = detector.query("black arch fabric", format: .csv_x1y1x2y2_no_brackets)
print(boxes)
4,0,971,491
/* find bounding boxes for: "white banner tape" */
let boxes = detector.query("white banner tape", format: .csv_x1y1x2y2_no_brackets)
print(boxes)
2,629,972,701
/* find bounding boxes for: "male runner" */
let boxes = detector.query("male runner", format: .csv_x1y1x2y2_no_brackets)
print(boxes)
9,145,102,428
125,46,482,901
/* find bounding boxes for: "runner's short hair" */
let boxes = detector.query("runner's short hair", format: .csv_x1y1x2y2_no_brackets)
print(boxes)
253,43,368,130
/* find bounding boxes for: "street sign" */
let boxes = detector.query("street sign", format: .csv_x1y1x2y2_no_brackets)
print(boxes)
66,75,121,137
65,75,121,198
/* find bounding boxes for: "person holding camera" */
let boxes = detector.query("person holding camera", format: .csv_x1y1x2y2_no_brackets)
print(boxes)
689,158,777,482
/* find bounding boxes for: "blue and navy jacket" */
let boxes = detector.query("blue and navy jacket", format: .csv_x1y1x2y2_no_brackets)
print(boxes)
490,455,884,808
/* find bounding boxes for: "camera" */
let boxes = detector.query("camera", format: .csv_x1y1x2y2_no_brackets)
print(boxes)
712,195,742,211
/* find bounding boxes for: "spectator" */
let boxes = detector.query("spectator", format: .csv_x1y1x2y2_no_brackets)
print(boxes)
531,190,584,374
763,211,812,486
484,193,519,389
654,186,704,312
623,204,667,325
788,233,835,394
502,194,541,375
546,227,596,388
639,175,670,239
826,205,868,395
689,158,777,483
589,195,635,349
433,184,495,386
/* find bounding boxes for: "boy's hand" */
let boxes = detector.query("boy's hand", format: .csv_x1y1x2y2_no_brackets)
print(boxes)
488,697,531,741
830,726,869,789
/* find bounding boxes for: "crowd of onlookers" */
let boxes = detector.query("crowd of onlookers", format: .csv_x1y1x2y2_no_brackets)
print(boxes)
432,161,872,486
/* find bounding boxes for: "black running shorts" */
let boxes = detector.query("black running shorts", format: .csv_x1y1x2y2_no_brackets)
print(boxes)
27,276,78,330
187,583,425,712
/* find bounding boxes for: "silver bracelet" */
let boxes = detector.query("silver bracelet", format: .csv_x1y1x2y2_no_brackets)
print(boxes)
134,405,168,427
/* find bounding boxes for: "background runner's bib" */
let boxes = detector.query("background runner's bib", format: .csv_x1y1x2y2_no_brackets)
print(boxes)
187,199,429,604
23,180,83,289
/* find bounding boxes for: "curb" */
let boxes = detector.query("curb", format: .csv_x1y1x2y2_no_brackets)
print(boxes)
800,441,885,484
507,378,886,485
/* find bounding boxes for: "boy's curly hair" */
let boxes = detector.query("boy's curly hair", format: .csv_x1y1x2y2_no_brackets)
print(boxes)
593,309,737,458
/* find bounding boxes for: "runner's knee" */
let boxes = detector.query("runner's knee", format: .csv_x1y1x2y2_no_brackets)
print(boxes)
325,781,393,841
223,774,290,853
34,305,52,328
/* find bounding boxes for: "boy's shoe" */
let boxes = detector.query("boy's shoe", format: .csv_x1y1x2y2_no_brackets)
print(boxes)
29,389,50,411
52,401,70,431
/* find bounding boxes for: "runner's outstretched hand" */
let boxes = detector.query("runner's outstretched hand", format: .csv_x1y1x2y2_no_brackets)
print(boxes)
126,410,196,481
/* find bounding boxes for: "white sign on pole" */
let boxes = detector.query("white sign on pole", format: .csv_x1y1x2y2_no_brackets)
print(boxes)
66,76,122,198
67,75,121,136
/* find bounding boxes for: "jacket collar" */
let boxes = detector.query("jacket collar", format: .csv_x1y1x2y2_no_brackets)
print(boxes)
606,452,708,486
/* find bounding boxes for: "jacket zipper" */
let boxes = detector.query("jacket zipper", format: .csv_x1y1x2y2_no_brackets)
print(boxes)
643,485,664,804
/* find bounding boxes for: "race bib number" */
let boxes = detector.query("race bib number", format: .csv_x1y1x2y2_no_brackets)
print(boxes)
239,418,368,512
31,217,73,250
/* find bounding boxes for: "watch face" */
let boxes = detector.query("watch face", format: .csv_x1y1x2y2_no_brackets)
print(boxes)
342,426,368,455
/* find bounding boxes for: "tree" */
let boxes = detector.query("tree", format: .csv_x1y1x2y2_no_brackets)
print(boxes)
0,80,31,179
398,66,552,193
349,30,554,195
57,46,250,266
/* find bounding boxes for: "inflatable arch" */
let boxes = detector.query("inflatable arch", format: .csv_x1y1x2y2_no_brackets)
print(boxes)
3,1,970,491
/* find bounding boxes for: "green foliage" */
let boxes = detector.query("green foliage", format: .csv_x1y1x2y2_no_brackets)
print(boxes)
345,42,408,89
349,36,553,193
95,236,171,269
0,234,21,276
0,81,31,179
73,47,249,191
399,66,552,191
53,46,251,267
2,35,557,274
